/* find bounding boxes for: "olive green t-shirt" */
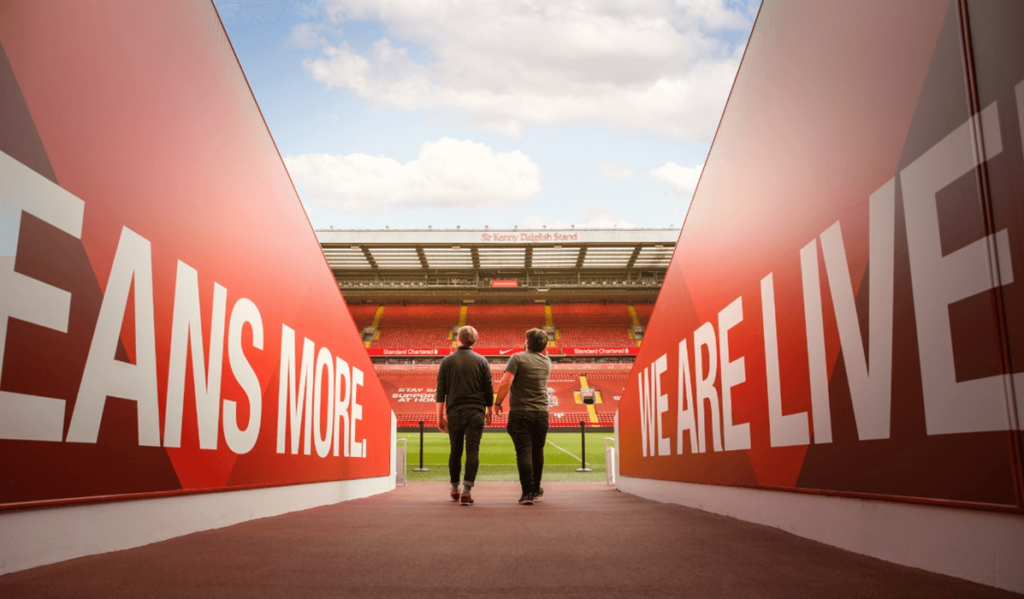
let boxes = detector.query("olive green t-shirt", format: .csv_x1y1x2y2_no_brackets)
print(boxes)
506,351,551,412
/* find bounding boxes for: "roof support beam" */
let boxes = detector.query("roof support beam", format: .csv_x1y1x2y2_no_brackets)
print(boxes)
524,246,533,269
626,245,643,269
575,246,588,269
360,246,378,269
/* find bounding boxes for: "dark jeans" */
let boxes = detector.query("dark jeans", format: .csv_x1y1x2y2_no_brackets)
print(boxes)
507,410,549,495
447,406,485,486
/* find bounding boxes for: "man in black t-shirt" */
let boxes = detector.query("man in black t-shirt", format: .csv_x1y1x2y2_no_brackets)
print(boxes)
435,325,493,506
494,328,551,505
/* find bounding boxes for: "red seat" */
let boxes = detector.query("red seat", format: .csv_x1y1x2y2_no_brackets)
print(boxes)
633,302,655,327
373,303,459,348
346,303,378,330
552,303,635,348
465,304,546,347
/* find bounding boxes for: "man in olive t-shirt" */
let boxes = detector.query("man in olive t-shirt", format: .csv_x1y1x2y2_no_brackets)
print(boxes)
494,328,551,505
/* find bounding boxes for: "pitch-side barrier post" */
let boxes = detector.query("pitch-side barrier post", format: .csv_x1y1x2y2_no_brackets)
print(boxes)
413,420,429,472
575,421,592,473
603,437,616,485
395,438,408,486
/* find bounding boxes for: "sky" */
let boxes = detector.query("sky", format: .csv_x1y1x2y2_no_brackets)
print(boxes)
215,0,760,231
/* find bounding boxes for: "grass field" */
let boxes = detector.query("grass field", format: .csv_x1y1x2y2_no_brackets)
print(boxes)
396,432,614,483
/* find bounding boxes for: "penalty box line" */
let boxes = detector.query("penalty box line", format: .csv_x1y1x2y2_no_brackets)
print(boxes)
546,440,589,467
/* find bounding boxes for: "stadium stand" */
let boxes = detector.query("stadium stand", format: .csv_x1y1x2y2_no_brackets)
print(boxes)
365,301,644,353
372,303,459,348
380,364,625,427
582,370,631,389
465,304,547,347
632,302,655,327
551,302,634,348
321,230,671,429
346,303,379,330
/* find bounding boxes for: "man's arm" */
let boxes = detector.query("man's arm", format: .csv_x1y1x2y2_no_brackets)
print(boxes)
493,371,514,415
436,361,448,433
436,401,448,433
482,363,495,425
482,363,494,407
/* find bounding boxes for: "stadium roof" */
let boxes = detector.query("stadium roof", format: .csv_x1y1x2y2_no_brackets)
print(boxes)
316,228,679,272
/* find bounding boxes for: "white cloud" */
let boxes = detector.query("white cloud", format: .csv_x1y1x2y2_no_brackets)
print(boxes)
289,22,327,48
599,163,634,180
284,138,542,213
650,161,703,199
298,0,754,140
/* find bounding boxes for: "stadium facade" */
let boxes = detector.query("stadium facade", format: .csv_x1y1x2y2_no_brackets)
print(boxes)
317,227,676,303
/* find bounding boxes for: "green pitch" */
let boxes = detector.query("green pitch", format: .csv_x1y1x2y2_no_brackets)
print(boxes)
396,431,614,483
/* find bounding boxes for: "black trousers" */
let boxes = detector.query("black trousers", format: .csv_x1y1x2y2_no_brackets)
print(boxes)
507,410,549,495
447,406,485,486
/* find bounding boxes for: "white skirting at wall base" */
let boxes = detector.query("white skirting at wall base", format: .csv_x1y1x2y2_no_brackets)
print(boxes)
1,412,401,577
616,475,1024,594
0,475,395,576
1,411,399,573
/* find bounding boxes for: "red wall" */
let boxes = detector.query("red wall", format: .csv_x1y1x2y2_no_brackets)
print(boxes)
0,1,391,507
620,0,1024,512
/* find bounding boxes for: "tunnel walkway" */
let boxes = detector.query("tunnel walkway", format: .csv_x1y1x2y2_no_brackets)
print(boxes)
0,482,1017,598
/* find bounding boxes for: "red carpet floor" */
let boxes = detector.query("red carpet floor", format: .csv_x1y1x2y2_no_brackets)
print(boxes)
0,482,1018,598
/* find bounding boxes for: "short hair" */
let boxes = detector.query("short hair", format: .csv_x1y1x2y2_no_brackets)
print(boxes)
525,328,548,353
458,325,478,347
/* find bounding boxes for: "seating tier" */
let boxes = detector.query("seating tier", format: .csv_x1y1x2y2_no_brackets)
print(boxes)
346,303,378,330
374,303,459,348
633,302,655,327
464,304,546,347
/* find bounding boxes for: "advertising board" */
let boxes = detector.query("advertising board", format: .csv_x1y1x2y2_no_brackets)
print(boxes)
474,347,540,356
561,347,639,356
490,279,519,288
365,348,451,357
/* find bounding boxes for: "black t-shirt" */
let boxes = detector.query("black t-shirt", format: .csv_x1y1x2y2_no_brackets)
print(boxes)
435,347,494,412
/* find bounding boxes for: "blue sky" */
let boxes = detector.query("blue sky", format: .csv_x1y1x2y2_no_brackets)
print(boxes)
216,1,759,230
